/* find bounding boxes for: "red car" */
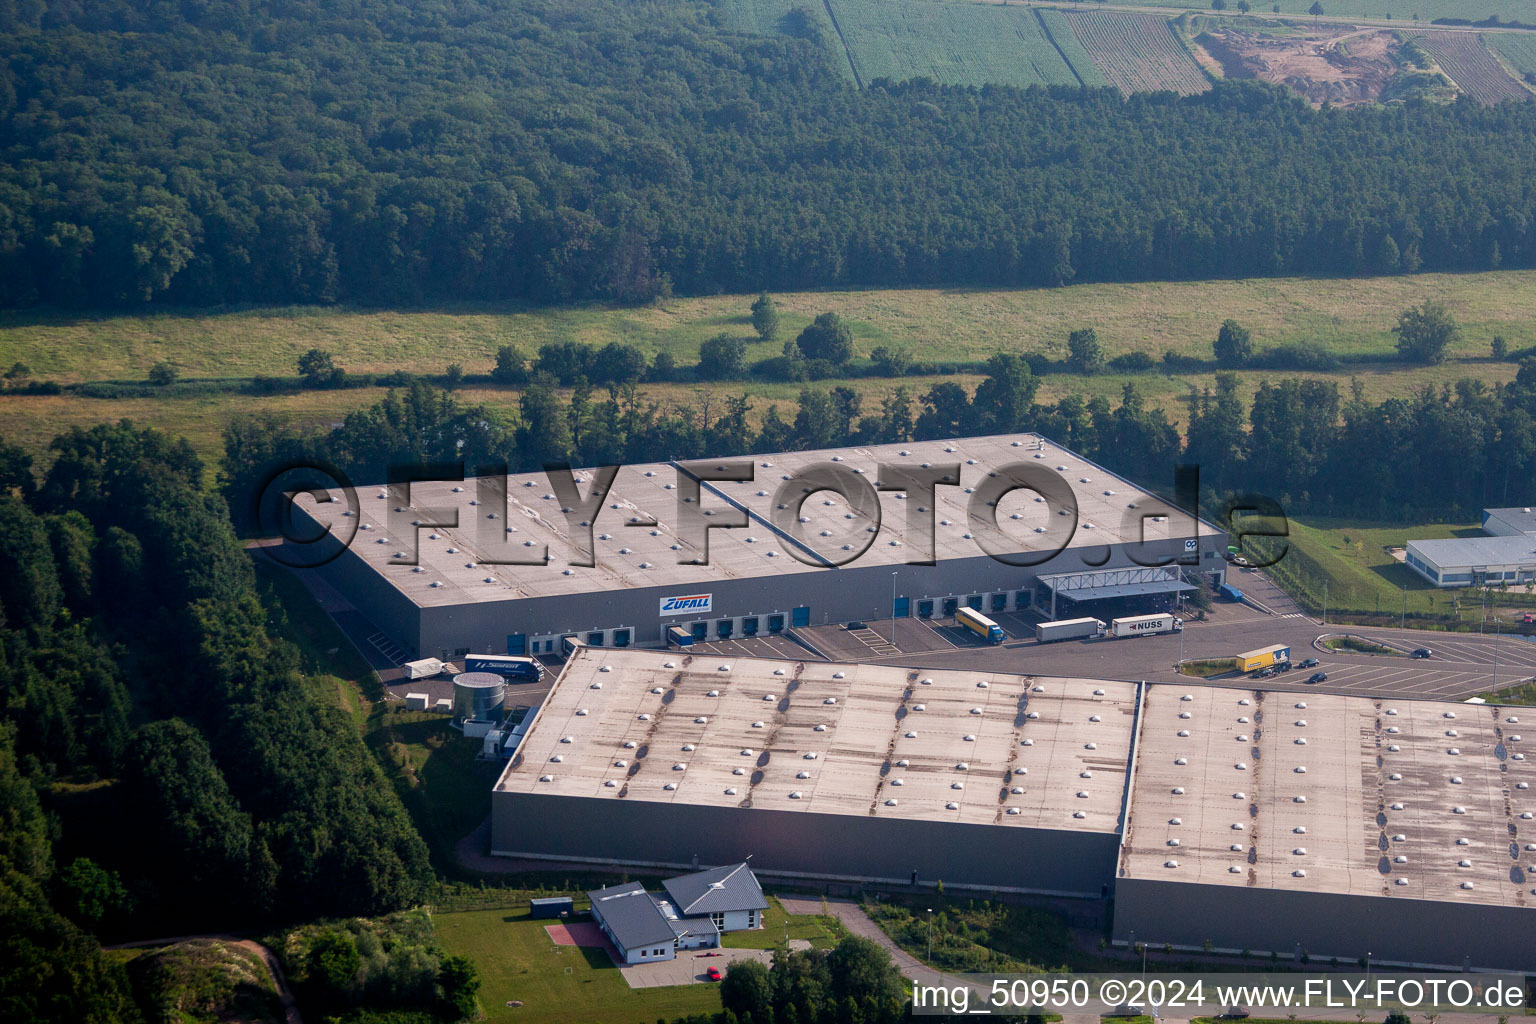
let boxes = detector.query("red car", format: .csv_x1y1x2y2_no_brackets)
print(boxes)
706,967,722,982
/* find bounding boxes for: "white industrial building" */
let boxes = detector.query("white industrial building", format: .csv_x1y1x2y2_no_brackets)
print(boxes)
495,647,1140,896
1114,685,1535,971
1405,507,1536,587
492,647,1536,971
297,433,1226,662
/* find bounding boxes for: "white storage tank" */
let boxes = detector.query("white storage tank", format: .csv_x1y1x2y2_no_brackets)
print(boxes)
453,671,506,721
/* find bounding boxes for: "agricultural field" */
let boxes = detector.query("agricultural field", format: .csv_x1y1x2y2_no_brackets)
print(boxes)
823,0,1084,87
1065,11,1211,95
1414,31,1534,103
1036,8,1113,86
1487,30,1536,78
717,0,1094,87
1078,0,1536,23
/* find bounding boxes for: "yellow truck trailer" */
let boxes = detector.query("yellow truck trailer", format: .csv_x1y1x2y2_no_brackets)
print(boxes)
1235,643,1291,673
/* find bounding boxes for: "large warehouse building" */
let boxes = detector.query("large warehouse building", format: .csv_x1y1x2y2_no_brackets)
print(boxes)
1404,507,1536,588
491,647,1536,970
1114,685,1535,971
492,647,1139,896
299,433,1227,662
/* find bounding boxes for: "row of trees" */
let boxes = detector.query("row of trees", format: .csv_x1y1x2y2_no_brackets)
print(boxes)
222,350,1536,531
5,0,1536,309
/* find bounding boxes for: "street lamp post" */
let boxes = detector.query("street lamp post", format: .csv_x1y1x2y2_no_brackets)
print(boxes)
1401,586,1407,630
926,908,935,962
1323,580,1328,626
1492,617,1502,691
891,571,898,645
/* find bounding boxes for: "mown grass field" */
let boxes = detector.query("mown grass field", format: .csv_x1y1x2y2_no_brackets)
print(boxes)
433,907,723,1024
5,270,1536,468
721,896,845,950
1269,515,1536,623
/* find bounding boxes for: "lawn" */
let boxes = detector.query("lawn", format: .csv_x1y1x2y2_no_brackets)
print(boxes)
433,907,722,1024
1256,515,1536,627
721,895,845,950
1321,635,1402,655
1264,515,1482,617
1178,657,1237,677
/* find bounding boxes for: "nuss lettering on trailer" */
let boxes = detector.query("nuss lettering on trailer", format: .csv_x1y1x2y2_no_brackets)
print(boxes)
659,593,713,616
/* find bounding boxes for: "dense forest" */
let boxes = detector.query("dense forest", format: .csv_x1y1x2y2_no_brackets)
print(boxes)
223,354,1536,532
4,0,1536,309
0,422,433,1023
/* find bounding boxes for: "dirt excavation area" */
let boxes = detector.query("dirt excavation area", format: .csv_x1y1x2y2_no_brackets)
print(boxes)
1198,25,1402,106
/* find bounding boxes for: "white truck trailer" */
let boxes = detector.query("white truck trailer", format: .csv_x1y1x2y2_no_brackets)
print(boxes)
1035,617,1106,642
1110,613,1182,638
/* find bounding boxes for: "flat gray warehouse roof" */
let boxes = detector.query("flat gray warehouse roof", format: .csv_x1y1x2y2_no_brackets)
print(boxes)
1120,685,1534,910
299,433,1209,608
496,647,1139,833
1407,535,1536,569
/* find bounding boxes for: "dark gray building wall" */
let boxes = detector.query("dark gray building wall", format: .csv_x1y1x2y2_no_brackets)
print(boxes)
1113,878,1536,972
311,536,423,655
492,790,1120,897
416,538,1229,660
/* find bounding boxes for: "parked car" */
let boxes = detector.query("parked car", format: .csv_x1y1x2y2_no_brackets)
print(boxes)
706,966,722,982
1298,657,1319,669
1411,647,1432,659
1277,660,1293,672
1103,1004,1146,1019
1307,671,1328,684
846,621,867,630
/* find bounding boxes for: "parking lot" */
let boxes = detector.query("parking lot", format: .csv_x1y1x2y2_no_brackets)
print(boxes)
682,633,811,660
778,578,1536,702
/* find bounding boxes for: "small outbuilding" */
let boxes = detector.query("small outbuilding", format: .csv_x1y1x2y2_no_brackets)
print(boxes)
529,896,573,920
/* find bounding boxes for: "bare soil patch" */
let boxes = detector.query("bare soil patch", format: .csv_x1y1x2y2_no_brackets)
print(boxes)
1198,25,1400,106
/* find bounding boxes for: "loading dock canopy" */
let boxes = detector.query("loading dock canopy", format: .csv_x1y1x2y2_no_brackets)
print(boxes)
1037,567,1194,603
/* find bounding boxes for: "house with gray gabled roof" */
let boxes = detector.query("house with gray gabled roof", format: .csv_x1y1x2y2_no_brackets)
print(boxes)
662,862,769,934
586,881,679,964
585,864,765,964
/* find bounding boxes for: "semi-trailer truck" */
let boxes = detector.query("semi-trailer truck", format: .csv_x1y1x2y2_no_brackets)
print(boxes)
1110,613,1182,638
463,654,543,681
956,606,1006,644
1035,617,1106,643
1235,644,1290,673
